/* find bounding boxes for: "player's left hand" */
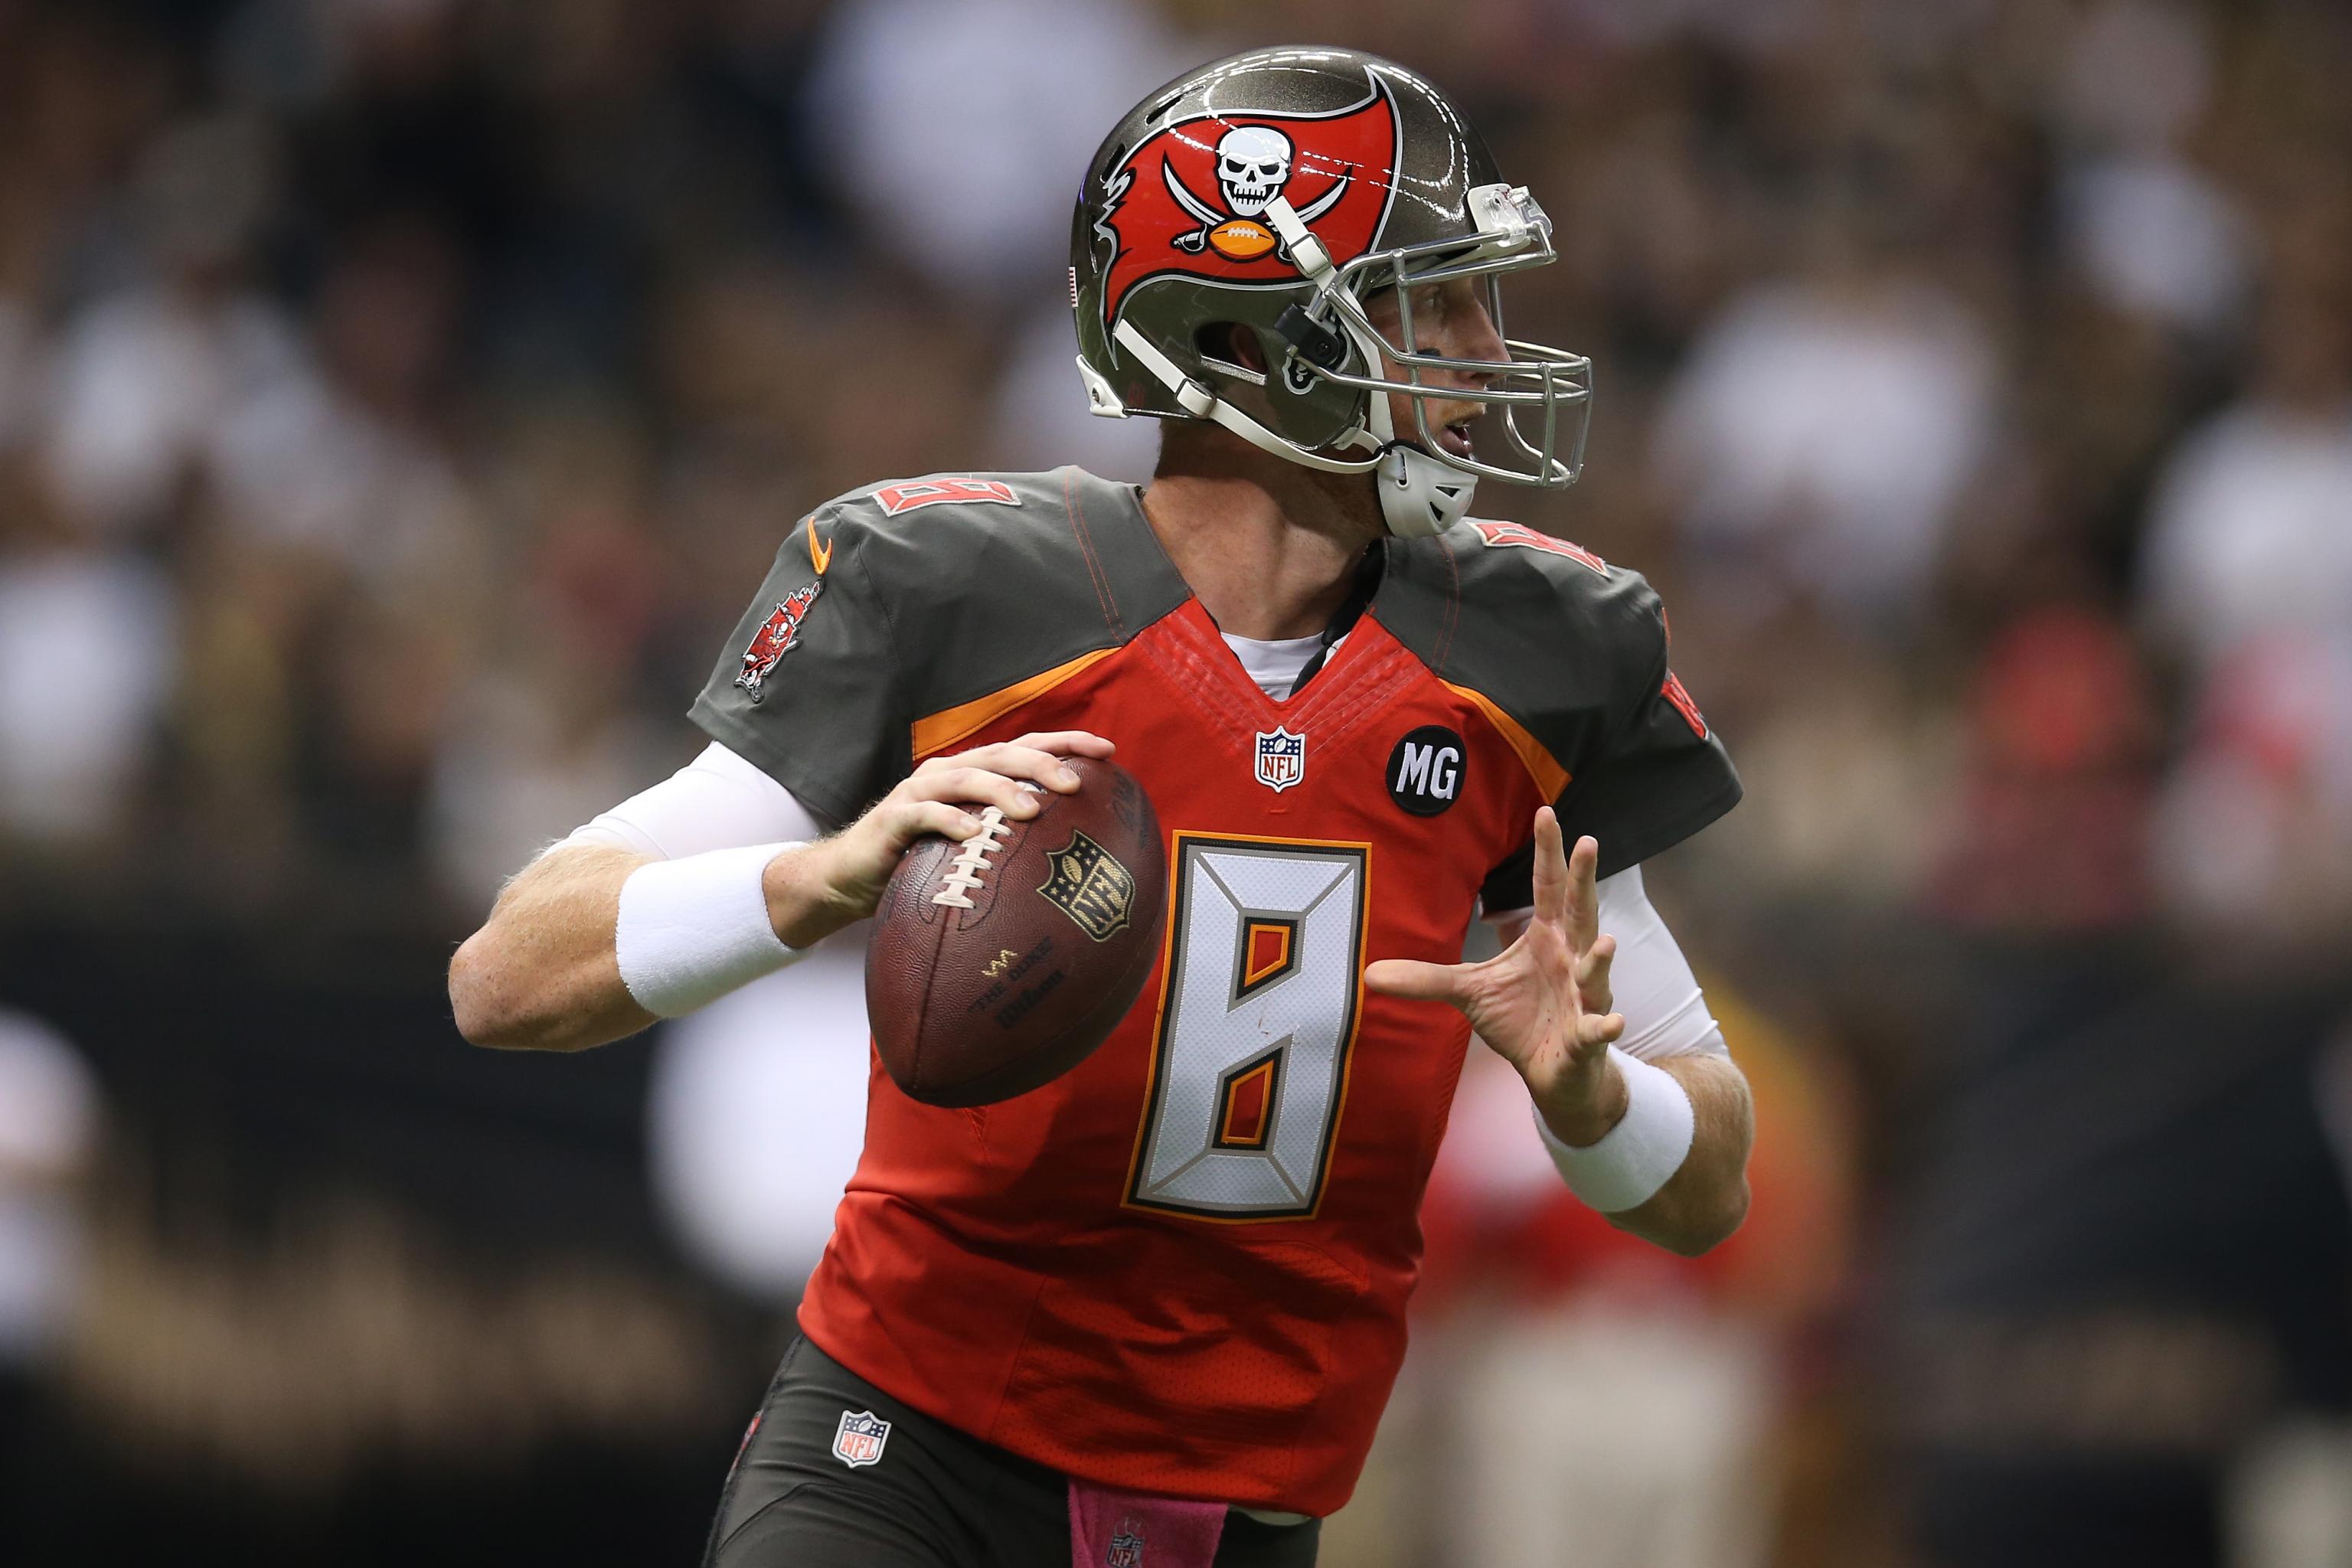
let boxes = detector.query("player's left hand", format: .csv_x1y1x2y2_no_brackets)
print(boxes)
1364,807,1629,1146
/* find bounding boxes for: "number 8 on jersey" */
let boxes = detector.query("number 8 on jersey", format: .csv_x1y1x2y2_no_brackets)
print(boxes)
1125,835,1370,1221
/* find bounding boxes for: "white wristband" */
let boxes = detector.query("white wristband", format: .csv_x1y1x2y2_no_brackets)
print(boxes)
615,843,806,1018
1533,1047,1697,1213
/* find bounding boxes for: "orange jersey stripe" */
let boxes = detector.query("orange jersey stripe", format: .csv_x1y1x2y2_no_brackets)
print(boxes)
910,647,1119,759
1441,680,1571,801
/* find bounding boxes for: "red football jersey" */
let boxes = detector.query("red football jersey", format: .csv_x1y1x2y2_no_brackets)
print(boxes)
691,469,1740,1516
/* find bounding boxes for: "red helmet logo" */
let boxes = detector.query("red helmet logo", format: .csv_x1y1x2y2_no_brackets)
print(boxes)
1095,74,1401,326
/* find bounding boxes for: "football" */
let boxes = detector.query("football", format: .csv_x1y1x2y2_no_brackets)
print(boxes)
866,756,1167,1107
1209,218,1279,260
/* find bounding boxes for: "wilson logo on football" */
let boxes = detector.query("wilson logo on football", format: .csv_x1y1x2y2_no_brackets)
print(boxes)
733,579,823,703
1095,75,1400,326
874,479,1021,515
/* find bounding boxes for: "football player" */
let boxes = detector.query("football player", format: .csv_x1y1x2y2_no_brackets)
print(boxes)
450,46,1753,1568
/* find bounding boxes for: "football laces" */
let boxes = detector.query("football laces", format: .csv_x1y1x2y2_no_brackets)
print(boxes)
931,808,1012,909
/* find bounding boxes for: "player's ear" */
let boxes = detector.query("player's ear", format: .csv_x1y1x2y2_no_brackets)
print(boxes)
1228,326,1269,375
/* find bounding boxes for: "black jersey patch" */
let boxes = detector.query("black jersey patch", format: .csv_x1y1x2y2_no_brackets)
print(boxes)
1386,725,1465,816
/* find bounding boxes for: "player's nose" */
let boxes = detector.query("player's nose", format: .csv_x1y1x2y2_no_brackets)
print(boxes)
1446,289,1508,375
1416,286,1507,412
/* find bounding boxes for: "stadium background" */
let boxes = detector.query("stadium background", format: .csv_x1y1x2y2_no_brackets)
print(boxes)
1,0,2349,1563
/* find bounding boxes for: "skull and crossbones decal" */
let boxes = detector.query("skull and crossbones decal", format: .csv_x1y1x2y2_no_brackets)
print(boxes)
1217,126,1292,215
1164,123,1350,261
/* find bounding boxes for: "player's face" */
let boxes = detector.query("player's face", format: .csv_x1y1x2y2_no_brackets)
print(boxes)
1362,277,1509,463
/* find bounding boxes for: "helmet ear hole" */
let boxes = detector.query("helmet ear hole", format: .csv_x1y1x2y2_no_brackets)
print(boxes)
1193,322,1269,385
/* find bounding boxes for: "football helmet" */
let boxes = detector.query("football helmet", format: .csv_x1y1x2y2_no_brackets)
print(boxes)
1070,46,1591,537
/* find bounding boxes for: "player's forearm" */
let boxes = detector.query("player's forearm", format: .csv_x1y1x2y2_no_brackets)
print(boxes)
450,839,856,1051
449,844,661,1051
1599,1054,1753,1256
449,736,1108,1054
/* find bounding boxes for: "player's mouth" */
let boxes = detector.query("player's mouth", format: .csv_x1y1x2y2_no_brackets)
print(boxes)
1434,420,1475,461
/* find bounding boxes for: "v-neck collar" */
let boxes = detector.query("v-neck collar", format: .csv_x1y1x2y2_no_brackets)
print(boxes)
1110,482,1390,711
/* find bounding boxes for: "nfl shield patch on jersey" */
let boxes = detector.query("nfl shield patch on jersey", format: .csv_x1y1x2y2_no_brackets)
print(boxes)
831,1408,890,1468
1253,727,1306,792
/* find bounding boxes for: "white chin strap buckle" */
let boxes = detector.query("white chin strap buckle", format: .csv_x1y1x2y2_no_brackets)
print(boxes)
1379,443,1476,538
1263,196,1332,280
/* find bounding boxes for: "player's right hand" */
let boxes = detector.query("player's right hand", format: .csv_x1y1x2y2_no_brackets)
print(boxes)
768,730,1116,946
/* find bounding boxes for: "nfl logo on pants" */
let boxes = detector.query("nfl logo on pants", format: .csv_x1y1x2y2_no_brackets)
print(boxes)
831,1408,890,1468
1253,727,1306,792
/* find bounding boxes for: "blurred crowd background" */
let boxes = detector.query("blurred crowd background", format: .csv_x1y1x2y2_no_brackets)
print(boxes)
2,0,2350,1563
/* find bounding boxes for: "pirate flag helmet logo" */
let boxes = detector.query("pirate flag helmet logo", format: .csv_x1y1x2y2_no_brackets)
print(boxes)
1099,78,1399,304
1070,47,1594,541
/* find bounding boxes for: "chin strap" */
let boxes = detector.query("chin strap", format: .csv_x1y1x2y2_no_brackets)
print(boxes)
1375,443,1477,539
1360,369,1477,537
1112,316,1375,477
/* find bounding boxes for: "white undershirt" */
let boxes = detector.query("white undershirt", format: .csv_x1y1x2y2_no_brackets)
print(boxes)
1221,629,1328,701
